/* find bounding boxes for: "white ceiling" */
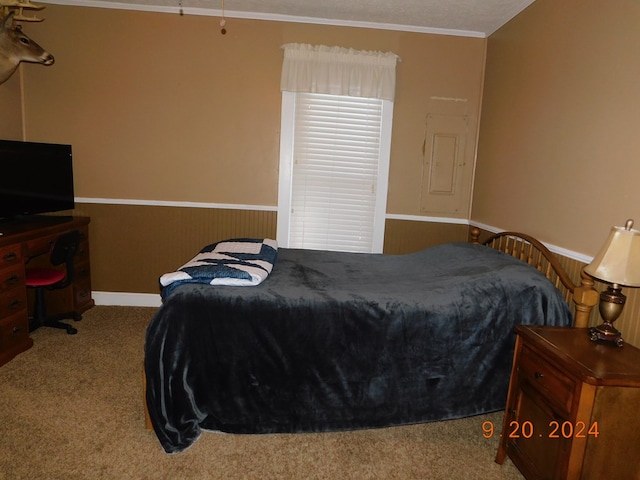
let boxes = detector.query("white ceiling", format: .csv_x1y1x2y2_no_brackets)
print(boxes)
46,0,536,37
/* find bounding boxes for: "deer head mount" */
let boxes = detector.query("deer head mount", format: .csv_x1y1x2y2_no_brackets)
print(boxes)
0,3,54,85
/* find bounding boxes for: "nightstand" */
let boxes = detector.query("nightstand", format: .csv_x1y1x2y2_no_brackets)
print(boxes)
495,325,640,480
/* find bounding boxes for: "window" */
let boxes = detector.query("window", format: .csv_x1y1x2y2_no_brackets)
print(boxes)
277,44,399,253
278,92,393,253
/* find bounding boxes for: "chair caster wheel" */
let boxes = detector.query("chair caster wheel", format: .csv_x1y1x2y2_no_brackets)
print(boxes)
72,313,82,322
67,326,78,335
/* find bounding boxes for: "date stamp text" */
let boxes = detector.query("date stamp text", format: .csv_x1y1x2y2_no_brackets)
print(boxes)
482,420,599,439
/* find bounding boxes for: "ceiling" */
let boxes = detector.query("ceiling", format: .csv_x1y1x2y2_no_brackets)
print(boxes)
46,0,536,37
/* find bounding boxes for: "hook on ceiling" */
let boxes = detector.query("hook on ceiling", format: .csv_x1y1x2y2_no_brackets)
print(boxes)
219,0,226,34
176,0,227,34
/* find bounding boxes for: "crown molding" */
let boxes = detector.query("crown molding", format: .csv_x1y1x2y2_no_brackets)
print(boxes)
42,0,487,38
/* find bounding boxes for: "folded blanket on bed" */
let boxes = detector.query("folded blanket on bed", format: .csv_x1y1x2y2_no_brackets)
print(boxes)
160,238,278,295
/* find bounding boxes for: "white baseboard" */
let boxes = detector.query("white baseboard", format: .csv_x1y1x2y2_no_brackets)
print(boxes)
92,291,162,308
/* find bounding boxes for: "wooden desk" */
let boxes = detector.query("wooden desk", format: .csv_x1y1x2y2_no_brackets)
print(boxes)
0,215,94,367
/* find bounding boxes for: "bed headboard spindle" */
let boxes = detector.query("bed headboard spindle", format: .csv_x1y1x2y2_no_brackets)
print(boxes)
469,227,597,327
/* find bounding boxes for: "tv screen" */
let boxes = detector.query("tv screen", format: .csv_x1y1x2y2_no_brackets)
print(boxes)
0,139,75,221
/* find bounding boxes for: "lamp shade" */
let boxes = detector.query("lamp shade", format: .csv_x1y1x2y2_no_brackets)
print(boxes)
584,219,640,287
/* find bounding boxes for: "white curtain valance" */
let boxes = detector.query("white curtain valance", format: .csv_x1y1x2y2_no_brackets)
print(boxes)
280,43,400,102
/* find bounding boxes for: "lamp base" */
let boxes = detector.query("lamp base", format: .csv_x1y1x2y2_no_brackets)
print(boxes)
588,285,625,347
589,323,624,347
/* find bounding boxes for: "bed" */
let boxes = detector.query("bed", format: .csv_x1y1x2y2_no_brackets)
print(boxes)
144,228,597,454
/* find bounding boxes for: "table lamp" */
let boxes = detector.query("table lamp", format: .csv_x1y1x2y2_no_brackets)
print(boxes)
583,219,640,347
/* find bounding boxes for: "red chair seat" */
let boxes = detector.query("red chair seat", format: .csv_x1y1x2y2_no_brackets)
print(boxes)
25,268,66,287
26,230,82,335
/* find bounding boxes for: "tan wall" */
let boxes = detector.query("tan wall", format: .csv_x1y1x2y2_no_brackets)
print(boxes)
384,220,468,254
70,203,278,293
3,6,485,293
4,5,484,293
474,0,640,256
0,68,23,139
19,5,486,214
474,0,640,346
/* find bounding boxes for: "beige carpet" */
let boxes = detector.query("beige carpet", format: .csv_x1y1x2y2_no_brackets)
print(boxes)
0,306,524,479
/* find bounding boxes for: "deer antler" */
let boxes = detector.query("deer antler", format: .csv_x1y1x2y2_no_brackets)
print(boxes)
1,0,45,22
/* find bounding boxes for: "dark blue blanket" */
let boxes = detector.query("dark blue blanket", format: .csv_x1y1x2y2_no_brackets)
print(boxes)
145,242,572,453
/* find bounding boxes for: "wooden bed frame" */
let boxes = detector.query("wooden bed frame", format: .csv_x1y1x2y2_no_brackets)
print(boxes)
143,229,598,430
469,227,598,328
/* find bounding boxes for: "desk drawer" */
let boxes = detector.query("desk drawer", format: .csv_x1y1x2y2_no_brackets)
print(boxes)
0,311,29,352
24,234,57,258
76,237,90,264
74,278,93,310
0,289,27,318
75,260,91,282
0,264,25,294
0,244,22,268
25,228,89,261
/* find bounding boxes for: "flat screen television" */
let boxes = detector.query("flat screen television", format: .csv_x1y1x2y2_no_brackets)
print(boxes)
0,139,75,221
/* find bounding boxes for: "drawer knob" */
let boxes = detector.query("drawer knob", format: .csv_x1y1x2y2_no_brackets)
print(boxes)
12,326,22,335
3,252,17,262
9,299,22,311
534,371,545,379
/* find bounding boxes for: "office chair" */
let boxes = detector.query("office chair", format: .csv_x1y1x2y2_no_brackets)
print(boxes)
26,230,82,335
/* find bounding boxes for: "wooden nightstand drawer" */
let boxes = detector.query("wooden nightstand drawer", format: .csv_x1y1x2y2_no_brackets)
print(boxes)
519,344,577,416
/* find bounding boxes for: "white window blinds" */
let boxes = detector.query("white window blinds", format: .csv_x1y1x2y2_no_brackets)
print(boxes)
289,93,385,252
277,44,398,253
